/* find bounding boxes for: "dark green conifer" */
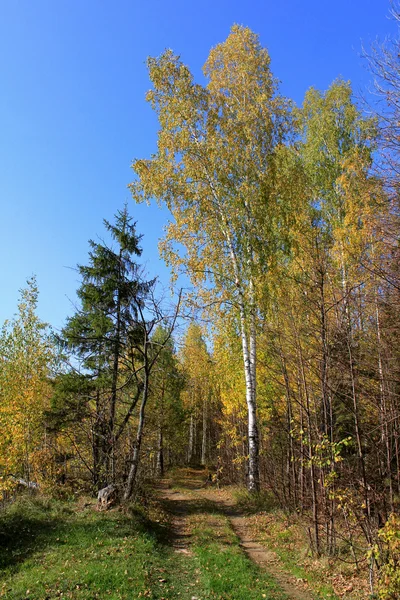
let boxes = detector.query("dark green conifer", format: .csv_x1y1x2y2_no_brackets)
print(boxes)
60,206,153,487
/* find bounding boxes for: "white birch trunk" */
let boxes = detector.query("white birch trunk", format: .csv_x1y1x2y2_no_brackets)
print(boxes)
199,163,260,491
238,290,259,492
188,411,195,465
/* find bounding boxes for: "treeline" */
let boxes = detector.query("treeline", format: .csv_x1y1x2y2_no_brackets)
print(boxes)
0,208,188,502
0,208,220,503
1,8,400,596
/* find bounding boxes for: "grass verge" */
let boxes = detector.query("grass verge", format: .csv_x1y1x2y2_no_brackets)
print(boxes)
0,492,288,600
241,506,367,600
0,494,198,599
189,510,288,600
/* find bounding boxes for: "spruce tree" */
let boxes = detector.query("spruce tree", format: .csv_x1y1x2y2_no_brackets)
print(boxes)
60,206,153,487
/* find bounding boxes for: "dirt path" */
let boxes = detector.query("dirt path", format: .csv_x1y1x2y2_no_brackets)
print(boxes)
157,470,318,600
227,514,311,600
157,485,194,555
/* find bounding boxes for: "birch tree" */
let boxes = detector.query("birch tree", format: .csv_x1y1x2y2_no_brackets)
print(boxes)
130,26,291,491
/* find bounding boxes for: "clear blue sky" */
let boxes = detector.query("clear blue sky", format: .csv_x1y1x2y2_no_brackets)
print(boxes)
0,0,396,330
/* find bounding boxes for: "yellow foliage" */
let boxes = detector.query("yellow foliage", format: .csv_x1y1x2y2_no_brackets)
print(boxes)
0,279,54,495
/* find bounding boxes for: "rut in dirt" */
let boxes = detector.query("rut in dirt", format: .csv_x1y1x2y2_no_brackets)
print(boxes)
156,469,319,600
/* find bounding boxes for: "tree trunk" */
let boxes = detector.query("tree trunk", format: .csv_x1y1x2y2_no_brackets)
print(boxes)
297,335,320,555
238,291,259,492
156,427,164,478
123,370,149,501
279,344,297,509
156,380,165,478
109,255,122,483
223,216,260,493
188,411,195,465
375,288,394,511
92,389,102,488
201,396,208,467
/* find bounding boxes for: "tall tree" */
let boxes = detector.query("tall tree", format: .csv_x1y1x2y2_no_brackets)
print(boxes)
130,26,291,491
60,206,151,487
299,81,379,532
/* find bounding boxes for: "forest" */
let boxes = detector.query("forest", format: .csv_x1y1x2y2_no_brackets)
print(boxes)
1,10,400,600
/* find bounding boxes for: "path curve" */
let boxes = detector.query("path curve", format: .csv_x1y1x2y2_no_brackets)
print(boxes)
157,471,318,600
200,488,314,600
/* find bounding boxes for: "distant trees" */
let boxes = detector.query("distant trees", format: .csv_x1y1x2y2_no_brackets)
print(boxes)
122,302,181,500
148,326,185,477
179,323,216,467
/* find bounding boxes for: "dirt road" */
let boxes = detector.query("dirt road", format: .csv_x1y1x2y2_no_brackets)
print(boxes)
157,469,318,600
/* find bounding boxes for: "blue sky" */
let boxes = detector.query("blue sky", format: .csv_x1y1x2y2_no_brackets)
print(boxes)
0,0,396,330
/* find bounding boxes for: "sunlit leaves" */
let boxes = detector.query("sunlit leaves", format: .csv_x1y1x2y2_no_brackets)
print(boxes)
0,278,55,495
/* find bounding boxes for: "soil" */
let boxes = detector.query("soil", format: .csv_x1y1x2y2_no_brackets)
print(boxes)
157,469,318,600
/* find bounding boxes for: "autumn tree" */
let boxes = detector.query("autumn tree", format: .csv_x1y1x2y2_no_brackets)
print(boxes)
0,278,55,495
363,5,400,523
212,317,250,483
130,26,292,491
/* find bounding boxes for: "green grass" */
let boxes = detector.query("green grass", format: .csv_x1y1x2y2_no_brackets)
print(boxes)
0,493,288,600
191,513,287,600
0,495,198,600
246,513,341,600
266,544,339,600
233,488,277,514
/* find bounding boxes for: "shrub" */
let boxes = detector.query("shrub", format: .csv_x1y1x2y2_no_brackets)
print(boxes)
375,513,400,599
